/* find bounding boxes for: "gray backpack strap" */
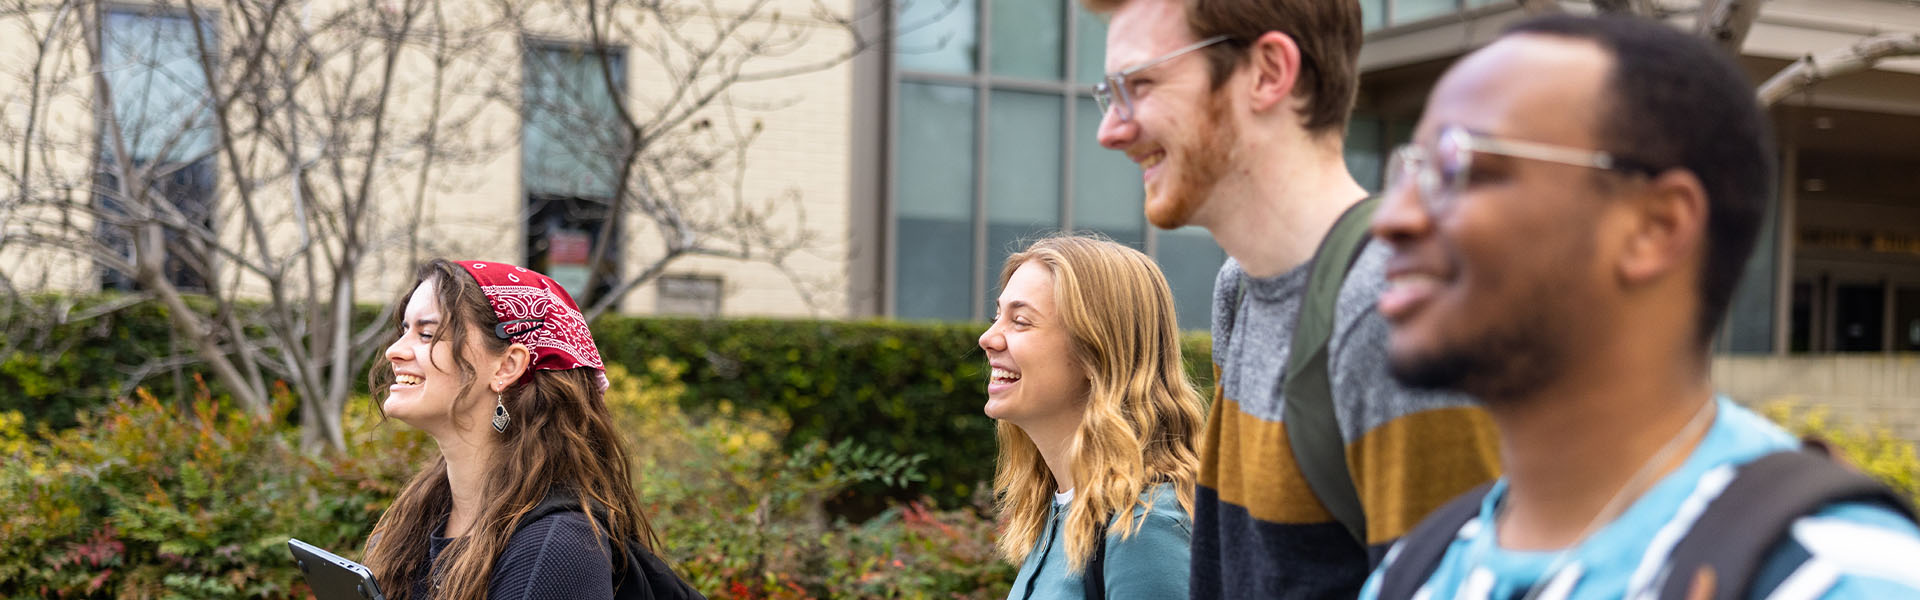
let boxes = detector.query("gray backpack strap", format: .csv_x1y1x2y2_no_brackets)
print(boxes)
1657,449,1919,600
1282,195,1381,546
1374,482,1492,600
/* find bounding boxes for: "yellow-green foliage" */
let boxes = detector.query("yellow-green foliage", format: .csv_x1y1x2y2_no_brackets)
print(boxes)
0,356,1002,599
605,359,1007,600
0,381,433,600
1761,401,1920,506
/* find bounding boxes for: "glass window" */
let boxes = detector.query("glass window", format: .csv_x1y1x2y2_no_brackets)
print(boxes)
1362,0,1386,31
524,46,626,200
1156,226,1227,331
1719,195,1776,353
990,0,1062,79
1393,0,1457,25
891,0,1234,326
985,91,1063,301
97,10,216,292
897,0,978,74
101,11,215,164
896,82,979,320
523,45,627,304
1389,117,1416,149
1345,114,1384,193
1073,6,1109,86
1073,97,1144,249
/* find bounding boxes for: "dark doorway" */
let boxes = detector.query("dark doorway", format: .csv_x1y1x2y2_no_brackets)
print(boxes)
1895,286,1920,352
1834,283,1885,352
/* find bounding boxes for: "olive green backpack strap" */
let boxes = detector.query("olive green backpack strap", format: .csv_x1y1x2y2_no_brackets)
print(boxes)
1282,195,1381,546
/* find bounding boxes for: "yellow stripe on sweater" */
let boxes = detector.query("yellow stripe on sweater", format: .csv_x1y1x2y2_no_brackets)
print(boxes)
1351,406,1500,545
1199,388,1501,544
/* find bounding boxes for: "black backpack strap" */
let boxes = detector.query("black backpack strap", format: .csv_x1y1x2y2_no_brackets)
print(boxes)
1374,482,1492,600
1282,195,1381,545
1082,522,1108,600
519,492,706,600
1658,449,1919,600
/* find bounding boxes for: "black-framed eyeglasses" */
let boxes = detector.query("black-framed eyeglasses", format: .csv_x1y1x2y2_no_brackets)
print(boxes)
1384,125,1663,216
1093,35,1231,123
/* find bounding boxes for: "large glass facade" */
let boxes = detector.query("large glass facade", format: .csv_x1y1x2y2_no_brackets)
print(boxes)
890,0,1228,330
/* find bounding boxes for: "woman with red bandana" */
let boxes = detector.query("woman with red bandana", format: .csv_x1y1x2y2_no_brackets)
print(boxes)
361,259,701,600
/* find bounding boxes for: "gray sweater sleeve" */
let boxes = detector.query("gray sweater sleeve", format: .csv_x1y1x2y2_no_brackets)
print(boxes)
490,511,616,600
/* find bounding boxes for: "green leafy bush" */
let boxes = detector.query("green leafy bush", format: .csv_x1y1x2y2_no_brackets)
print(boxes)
6,297,1216,510
0,295,196,431
605,359,1016,599
594,317,1214,508
0,356,1009,599
0,380,431,599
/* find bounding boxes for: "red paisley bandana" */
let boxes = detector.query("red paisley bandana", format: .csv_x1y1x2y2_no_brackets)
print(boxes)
457,261,607,390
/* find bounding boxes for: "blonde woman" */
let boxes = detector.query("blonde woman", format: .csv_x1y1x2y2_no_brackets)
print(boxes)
979,235,1206,600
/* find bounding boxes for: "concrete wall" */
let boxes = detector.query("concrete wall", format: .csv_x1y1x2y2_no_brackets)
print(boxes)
1713,355,1920,441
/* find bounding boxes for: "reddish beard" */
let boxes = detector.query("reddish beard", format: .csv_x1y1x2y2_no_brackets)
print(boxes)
1145,91,1237,229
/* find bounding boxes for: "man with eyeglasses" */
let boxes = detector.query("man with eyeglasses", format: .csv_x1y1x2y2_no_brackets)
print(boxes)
1359,14,1920,600
1081,0,1501,597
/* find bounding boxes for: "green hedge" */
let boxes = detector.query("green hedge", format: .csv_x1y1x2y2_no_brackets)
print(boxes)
593,317,1215,508
2,297,1215,508
0,296,192,430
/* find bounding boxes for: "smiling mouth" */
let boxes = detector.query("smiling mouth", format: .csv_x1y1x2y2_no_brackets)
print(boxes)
1139,151,1165,171
393,374,423,387
990,367,1021,385
1379,272,1445,320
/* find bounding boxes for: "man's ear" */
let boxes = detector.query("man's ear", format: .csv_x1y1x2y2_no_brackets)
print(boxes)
491,342,533,390
1247,31,1302,113
1617,170,1708,287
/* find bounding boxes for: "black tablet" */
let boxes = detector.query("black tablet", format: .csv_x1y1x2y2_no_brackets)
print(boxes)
288,538,387,600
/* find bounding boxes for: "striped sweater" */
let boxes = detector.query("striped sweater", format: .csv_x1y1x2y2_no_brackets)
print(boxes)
1193,244,1502,599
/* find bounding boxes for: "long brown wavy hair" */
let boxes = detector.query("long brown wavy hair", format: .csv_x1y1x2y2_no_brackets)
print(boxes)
362,259,660,600
992,235,1206,573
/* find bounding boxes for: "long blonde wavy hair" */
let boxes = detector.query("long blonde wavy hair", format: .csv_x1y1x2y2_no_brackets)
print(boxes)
992,235,1206,574
361,259,660,600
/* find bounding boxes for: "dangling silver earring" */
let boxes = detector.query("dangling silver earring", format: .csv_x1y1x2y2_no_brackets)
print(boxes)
491,390,511,433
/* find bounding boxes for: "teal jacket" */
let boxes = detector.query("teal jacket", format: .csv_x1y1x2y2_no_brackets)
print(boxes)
1005,483,1192,600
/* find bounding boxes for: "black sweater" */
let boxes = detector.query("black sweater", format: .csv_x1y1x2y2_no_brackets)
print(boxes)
418,510,616,600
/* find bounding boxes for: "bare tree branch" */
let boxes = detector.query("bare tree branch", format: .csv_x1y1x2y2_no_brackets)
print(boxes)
1694,0,1761,54
1758,33,1920,105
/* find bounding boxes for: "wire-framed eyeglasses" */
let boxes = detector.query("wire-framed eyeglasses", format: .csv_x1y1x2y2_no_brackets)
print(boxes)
1093,35,1231,123
1385,125,1664,216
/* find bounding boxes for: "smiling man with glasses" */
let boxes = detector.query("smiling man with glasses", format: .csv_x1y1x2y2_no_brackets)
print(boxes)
1078,0,1502,598
1362,14,1920,600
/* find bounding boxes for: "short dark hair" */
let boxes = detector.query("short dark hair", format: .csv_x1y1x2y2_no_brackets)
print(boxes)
1505,14,1776,347
1083,0,1363,136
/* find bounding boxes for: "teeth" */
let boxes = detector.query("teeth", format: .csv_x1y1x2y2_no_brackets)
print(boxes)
394,374,423,386
1386,273,1440,294
990,367,1020,382
1141,153,1163,169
